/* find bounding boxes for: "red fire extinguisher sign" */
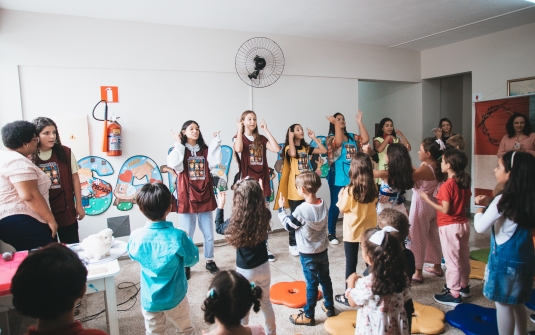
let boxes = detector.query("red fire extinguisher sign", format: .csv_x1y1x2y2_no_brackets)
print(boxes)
100,86,119,103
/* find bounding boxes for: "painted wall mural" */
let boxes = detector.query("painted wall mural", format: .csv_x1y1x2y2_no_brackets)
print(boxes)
113,156,163,211
77,156,114,216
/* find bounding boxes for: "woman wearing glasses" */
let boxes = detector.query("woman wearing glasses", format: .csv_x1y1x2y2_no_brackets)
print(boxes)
0,120,57,251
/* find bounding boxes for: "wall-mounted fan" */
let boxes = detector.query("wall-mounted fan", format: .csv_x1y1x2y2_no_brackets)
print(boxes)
235,37,285,88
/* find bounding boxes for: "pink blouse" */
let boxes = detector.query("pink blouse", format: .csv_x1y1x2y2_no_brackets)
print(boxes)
0,151,51,222
497,133,535,158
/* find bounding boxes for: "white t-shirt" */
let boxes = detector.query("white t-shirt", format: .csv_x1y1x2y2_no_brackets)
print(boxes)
474,194,518,245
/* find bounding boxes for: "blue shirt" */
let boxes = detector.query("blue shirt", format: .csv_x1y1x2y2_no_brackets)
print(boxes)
333,133,358,186
127,221,199,312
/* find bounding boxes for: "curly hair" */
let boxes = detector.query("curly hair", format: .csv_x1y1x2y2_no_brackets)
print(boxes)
363,228,408,300
202,270,262,328
30,117,69,165
180,120,207,149
225,179,270,248
505,113,531,138
386,143,414,190
497,151,535,229
11,243,87,320
443,149,470,189
377,208,410,242
283,124,310,164
421,137,445,182
1,120,36,149
347,152,377,203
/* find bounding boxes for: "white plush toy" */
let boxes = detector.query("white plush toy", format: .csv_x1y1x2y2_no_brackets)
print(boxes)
80,228,114,260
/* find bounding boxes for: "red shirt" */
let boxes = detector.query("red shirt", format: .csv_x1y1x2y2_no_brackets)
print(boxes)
435,178,471,227
25,322,108,335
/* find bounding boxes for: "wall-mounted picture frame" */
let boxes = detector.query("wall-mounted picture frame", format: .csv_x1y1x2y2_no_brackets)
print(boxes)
507,76,535,96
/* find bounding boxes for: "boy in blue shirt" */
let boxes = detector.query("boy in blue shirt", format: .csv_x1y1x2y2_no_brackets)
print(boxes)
128,183,199,335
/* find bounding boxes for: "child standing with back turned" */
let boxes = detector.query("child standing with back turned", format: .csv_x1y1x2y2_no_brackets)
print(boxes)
278,171,335,325
128,183,199,335
419,149,471,306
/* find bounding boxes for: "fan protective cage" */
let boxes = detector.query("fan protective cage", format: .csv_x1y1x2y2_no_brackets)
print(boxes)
235,37,285,88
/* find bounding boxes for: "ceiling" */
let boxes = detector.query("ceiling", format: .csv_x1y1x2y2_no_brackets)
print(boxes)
1,0,534,50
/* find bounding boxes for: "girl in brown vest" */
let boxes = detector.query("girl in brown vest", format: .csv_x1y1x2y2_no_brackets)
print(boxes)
168,120,221,275
233,111,279,261
31,117,85,243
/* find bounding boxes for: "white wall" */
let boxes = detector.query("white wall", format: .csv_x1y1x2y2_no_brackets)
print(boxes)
0,9,422,250
421,22,535,100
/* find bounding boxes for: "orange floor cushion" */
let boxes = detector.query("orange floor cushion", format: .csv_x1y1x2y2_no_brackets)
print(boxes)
324,310,357,335
270,281,322,308
412,301,446,334
469,259,486,280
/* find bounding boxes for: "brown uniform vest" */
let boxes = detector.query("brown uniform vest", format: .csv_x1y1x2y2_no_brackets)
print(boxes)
176,147,217,213
236,134,271,197
35,146,77,227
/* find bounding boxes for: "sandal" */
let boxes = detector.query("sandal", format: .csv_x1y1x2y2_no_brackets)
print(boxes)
424,267,444,277
411,277,423,284
335,293,350,306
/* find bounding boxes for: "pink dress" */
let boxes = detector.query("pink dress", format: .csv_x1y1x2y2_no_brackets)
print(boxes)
350,275,410,335
407,164,442,270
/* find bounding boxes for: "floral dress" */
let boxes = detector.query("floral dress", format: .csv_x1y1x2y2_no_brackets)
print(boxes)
350,275,410,335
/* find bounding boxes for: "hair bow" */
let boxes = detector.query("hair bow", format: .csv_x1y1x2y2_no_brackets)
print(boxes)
511,151,516,169
435,139,446,151
369,226,399,245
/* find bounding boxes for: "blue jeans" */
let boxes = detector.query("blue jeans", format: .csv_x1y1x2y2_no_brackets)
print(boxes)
178,212,214,260
327,166,343,235
300,250,334,317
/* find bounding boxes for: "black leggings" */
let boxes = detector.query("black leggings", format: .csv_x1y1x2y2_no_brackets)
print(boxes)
344,241,361,282
288,200,305,246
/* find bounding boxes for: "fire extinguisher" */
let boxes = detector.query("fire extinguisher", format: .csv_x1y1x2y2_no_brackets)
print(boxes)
92,100,123,156
106,116,122,156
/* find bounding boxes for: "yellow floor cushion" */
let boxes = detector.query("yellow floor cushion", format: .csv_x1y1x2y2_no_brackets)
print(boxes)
412,301,446,334
469,259,486,280
324,310,357,335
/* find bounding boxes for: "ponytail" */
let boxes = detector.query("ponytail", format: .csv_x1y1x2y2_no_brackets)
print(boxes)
443,149,470,189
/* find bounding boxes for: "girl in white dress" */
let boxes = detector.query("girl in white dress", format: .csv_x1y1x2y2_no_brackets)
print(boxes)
346,227,411,335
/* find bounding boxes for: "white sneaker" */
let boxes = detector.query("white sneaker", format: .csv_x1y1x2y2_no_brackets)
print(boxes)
289,245,299,256
328,234,339,245
267,250,276,262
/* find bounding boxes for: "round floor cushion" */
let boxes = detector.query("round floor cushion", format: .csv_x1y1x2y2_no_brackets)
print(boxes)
324,310,357,335
445,303,498,335
411,301,445,334
270,281,322,308
469,259,486,280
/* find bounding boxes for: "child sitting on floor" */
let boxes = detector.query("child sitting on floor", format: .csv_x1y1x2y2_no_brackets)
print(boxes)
128,182,199,335
10,243,108,335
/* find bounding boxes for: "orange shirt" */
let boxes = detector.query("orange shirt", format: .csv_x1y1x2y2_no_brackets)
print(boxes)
435,178,471,226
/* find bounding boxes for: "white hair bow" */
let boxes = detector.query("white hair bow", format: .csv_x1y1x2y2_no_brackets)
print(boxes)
435,139,446,151
369,226,399,245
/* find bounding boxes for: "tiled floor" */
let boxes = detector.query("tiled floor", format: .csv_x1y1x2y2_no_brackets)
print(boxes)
7,220,535,335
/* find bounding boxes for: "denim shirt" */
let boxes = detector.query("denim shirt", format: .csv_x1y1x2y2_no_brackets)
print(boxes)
127,221,199,312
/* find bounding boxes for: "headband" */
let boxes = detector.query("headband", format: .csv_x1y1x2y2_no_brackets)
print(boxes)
435,139,446,151
511,151,516,169
369,226,399,245
206,282,257,299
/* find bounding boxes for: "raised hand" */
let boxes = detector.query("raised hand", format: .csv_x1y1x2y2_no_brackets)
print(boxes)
475,195,491,206
217,191,226,209
171,129,182,143
326,115,337,125
306,127,316,139
433,128,442,139
236,118,243,132
213,130,221,138
356,110,363,123
288,127,295,139
260,119,268,132
278,193,285,208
